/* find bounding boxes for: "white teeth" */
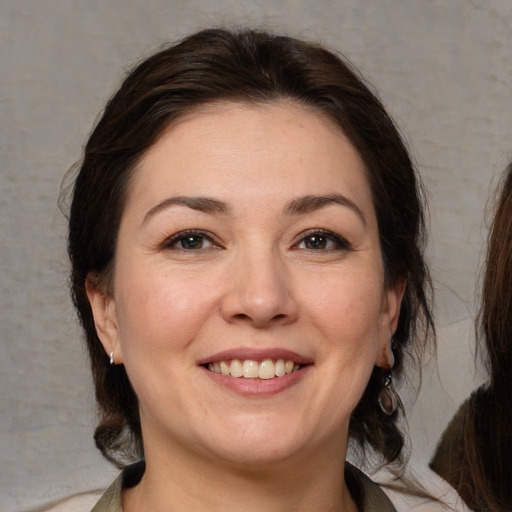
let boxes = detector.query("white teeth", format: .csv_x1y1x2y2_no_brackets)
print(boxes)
220,361,230,375
258,359,275,380
230,359,243,378
275,359,286,377
242,359,259,378
207,358,302,379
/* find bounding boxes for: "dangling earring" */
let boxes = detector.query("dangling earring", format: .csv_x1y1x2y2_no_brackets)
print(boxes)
378,338,397,415
109,351,114,365
378,370,397,415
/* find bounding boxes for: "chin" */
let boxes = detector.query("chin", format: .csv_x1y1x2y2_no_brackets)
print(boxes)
208,439,304,469
198,417,314,468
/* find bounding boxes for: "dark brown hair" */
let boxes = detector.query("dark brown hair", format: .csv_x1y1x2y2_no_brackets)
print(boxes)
65,28,434,468
461,164,512,511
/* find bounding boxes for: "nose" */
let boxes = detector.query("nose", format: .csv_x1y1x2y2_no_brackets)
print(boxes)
220,249,299,328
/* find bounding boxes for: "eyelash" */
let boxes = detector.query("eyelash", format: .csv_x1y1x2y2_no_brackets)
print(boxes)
160,229,352,253
293,229,352,252
161,230,219,251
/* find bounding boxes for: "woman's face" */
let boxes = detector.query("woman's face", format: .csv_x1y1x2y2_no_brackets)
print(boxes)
88,101,403,468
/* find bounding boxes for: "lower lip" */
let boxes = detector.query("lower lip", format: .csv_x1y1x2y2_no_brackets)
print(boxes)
200,365,311,397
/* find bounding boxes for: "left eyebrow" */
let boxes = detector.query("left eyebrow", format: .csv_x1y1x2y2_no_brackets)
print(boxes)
285,194,367,227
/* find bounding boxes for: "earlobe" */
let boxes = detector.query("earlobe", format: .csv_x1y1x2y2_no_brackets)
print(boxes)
85,274,122,364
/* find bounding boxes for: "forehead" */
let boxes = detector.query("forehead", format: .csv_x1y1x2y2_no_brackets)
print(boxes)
126,100,374,218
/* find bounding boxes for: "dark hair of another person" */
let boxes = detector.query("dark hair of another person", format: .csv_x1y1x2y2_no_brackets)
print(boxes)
64,28,434,468
462,164,512,512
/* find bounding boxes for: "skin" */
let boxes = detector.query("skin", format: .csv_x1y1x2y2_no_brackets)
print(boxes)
87,101,404,511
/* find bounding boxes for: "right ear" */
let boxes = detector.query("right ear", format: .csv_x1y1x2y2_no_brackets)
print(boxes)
85,273,122,364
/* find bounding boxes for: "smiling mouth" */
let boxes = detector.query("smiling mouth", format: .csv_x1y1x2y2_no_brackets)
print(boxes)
205,359,303,380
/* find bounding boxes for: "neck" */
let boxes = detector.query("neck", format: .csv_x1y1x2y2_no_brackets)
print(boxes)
123,436,357,512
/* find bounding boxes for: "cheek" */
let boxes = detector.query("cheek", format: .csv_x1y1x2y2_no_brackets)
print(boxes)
114,267,221,358
303,269,385,342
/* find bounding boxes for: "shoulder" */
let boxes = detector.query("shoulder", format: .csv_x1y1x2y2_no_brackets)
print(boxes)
373,460,473,512
42,491,104,512
44,465,128,512
90,460,144,511
345,463,397,511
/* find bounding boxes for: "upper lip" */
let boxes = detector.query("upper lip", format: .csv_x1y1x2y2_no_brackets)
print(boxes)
197,348,313,366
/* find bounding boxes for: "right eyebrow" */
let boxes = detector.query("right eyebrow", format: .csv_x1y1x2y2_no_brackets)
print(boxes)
285,194,367,227
142,196,231,225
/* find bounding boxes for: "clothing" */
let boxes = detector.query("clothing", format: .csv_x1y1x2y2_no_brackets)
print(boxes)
375,458,472,512
38,491,103,512
89,460,397,512
45,459,463,511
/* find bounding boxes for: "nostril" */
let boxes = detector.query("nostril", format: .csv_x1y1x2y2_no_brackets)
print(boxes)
233,313,251,321
227,312,291,328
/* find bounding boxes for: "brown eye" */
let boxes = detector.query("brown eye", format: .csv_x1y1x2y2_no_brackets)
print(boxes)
304,235,327,250
179,235,204,250
163,231,216,251
295,230,352,252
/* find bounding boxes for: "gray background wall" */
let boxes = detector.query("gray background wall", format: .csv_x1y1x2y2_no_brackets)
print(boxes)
1,1,511,510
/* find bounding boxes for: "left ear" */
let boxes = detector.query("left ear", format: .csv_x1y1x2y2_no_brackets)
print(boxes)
376,278,406,369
